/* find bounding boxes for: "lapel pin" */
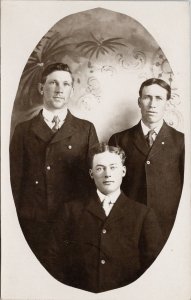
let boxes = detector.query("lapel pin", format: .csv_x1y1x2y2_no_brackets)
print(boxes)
68,145,72,149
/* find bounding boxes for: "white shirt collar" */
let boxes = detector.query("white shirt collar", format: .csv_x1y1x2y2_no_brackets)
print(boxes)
42,108,68,122
97,188,121,204
141,119,164,136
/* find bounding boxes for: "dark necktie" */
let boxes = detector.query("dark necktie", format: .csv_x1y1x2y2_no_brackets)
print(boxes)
52,115,60,133
146,129,155,147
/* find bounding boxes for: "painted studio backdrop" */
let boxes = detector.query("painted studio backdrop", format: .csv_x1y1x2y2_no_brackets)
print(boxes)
11,7,183,140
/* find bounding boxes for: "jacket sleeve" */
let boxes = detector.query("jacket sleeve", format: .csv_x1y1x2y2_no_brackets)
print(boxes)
44,206,70,282
108,133,118,146
9,124,24,209
86,122,99,171
87,122,99,154
44,204,85,286
139,208,163,274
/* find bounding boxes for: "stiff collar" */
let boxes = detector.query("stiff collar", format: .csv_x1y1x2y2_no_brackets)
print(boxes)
42,107,68,123
141,119,164,136
97,188,121,204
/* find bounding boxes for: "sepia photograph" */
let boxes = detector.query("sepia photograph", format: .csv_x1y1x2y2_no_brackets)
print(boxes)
1,1,191,299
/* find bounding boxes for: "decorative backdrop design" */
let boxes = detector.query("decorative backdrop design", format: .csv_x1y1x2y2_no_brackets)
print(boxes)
11,7,183,141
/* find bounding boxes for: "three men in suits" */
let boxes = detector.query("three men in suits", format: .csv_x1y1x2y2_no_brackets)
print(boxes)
9,63,99,261
109,78,184,242
47,144,162,293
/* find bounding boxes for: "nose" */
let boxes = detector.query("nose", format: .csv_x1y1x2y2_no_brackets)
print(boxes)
104,167,111,178
55,84,63,94
149,97,157,107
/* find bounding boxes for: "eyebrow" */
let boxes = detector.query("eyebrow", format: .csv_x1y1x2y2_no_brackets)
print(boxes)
95,163,118,167
143,94,163,97
49,79,72,83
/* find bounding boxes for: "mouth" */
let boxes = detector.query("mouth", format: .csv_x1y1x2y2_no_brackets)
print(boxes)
147,111,157,115
53,97,64,100
103,181,114,185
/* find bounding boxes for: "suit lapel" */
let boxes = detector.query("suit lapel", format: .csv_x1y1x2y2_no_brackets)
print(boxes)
132,122,149,156
148,122,170,159
106,192,128,225
50,111,77,144
86,193,106,221
85,192,130,224
31,110,77,143
31,110,54,142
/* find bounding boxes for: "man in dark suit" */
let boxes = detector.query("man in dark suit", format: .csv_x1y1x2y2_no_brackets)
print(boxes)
47,144,162,293
9,63,99,262
109,78,184,242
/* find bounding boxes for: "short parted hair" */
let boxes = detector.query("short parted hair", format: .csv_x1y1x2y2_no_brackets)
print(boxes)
139,78,171,100
40,63,74,85
89,143,126,168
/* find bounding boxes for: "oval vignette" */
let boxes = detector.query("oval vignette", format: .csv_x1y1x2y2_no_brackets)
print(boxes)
9,7,184,293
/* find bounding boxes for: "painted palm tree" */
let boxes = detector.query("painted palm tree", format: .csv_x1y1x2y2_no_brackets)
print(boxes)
16,31,74,106
76,33,127,59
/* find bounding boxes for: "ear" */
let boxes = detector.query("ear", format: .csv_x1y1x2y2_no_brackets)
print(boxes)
38,83,44,95
122,166,126,177
138,97,141,108
89,169,94,179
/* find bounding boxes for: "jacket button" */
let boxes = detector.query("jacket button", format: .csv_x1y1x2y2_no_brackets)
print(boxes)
47,166,51,170
101,260,106,264
161,141,165,145
102,229,107,234
146,160,150,165
68,145,72,149
35,181,39,184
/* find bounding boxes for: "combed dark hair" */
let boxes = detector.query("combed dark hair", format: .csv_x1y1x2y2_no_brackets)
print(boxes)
41,63,74,84
139,78,171,100
89,143,126,167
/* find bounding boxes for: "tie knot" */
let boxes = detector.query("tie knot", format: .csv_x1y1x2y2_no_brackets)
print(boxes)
103,196,111,204
52,115,60,132
146,129,155,147
102,196,113,216
52,115,60,124
148,129,155,136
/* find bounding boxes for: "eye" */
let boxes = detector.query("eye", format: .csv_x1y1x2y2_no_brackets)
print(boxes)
110,166,117,170
156,96,164,101
96,167,103,172
142,95,150,101
64,82,72,87
49,80,56,85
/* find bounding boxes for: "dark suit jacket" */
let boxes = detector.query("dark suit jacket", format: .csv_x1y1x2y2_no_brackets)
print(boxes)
47,191,162,293
109,121,184,241
9,109,99,263
10,110,99,222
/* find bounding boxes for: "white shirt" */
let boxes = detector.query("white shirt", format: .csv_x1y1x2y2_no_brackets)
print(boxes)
42,108,67,129
97,188,121,216
141,119,163,142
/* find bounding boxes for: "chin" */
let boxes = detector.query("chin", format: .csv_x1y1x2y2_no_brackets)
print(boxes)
53,104,66,109
104,188,115,195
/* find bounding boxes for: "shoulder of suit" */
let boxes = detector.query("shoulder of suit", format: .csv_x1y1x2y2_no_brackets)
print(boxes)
68,111,95,128
13,111,42,131
164,122,184,145
120,191,148,212
111,122,140,137
109,123,140,145
165,122,184,136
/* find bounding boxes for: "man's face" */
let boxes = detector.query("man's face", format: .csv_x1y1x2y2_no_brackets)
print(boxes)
138,84,168,127
39,70,73,111
89,152,126,195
